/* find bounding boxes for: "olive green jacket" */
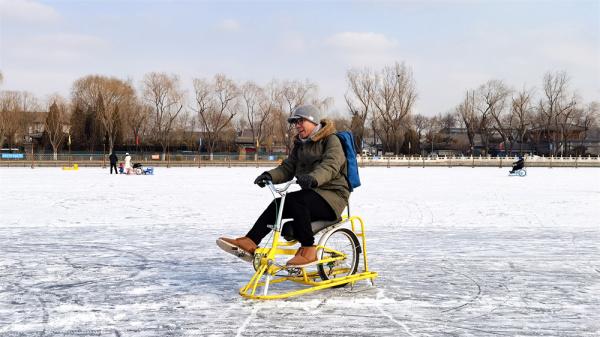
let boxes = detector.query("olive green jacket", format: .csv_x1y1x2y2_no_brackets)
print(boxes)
267,119,350,218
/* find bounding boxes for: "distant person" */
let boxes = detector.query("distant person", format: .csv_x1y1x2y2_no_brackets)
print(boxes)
109,152,118,174
118,162,125,174
124,153,132,174
510,155,525,173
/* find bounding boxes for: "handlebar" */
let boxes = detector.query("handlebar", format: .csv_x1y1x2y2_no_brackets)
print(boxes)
265,179,297,196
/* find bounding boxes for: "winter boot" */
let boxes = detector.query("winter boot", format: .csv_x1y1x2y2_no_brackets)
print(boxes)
217,237,257,263
286,246,317,267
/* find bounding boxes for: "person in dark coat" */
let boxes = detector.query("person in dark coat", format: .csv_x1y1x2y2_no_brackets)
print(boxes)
109,152,118,174
218,105,350,267
510,155,525,173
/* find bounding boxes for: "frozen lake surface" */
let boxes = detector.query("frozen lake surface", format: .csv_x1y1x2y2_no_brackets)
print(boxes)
1,167,599,336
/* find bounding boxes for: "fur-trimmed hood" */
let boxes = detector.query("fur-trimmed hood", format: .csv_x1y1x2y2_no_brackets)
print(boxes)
294,119,336,143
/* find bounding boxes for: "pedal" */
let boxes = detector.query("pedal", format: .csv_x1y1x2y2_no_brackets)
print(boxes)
234,249,246,257
286,267,302,276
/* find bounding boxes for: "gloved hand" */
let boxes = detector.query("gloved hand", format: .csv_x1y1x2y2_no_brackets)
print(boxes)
253,172,272,188
297,175,317,189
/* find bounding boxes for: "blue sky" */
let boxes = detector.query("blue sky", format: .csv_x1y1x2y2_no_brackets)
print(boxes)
1,0,598,116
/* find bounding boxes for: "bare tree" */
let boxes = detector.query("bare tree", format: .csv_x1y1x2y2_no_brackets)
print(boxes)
101,80,134,152
345,68,375,153
281,79,315,115
468,81,506,155
44,95,69,159
556,98,579,156
72,75,134,153
125,98,151,152
277,79,320,151
412,114,428,153
371,67,398,154
372,62,417,154
68,102,104,152
480,80,511,154
511,86,535,154
258,83,281,149
424,115,443,155
438,111,458,129
0,91,21,149
309,96,334,113
259,81,283,151
173,109,197,151
456,90,478,155
143,72,184,160
577,102,599,154
241,81,272,159
264,79,330,153
193,74,238,158
538,71,577,155
0,91,39,150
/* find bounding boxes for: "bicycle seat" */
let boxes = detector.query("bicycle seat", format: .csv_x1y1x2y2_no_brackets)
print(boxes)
281,219,342,241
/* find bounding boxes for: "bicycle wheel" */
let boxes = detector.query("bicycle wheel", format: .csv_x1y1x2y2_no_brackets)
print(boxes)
519,169,527,177
317,228,360,287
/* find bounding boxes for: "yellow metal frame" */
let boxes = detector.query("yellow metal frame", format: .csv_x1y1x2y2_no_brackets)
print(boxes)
239,215,377,300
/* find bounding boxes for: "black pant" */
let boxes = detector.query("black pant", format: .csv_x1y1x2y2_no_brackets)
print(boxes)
246,189,337,247
110,163,118,174
511,163,524,172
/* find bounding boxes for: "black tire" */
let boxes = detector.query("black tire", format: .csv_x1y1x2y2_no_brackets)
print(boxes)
317,228,361,287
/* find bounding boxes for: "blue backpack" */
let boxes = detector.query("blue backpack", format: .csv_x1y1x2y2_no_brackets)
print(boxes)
336,131,361,192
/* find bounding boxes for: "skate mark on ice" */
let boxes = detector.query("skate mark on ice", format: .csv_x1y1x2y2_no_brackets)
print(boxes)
315,298,328,309
43,280,98,290
454,282,510,323
375,289,417,337
7,283,49,337
438,266,481,313
235,304,258,337
408,201,428,228
36,291,49,337
21,243,150,282
409,317,512,336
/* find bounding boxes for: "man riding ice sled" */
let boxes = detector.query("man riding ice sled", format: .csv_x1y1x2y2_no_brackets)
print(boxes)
217,105,350,267
510,155,525,174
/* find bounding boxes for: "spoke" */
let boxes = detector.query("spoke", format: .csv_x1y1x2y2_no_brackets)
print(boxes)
320,229,357,280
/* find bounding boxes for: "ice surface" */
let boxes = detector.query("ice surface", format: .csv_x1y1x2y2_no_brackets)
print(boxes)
1,167,599,336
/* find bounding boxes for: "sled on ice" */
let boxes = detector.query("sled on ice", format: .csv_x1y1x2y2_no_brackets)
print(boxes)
217,180,377,300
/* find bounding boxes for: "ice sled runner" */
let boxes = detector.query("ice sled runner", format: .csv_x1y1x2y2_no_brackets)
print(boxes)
217,180,377,300
508,168,527,177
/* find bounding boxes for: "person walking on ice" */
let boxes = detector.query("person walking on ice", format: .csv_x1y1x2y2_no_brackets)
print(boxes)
109,152,118,175
124,152,132,174
218,105,350,267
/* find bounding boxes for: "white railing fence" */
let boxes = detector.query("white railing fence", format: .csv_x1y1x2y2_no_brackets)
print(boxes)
1,153,599,168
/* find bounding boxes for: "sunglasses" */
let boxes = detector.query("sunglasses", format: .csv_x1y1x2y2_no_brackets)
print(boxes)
291,118,307,125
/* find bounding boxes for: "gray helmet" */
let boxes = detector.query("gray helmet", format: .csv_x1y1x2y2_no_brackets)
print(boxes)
287,105,321,125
